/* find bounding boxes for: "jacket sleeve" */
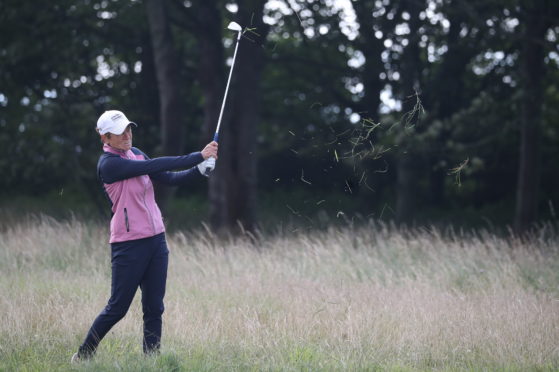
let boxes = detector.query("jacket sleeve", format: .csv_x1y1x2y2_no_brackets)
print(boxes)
133,148,204,186
149,167,203,185
99,150,204,184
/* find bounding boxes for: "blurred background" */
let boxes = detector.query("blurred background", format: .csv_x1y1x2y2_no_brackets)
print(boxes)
0,0,558,233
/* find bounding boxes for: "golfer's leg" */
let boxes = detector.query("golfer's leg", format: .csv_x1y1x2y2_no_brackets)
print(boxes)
140,233,169,353
79,241,146,356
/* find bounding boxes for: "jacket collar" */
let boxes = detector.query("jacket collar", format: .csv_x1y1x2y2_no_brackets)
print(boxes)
103,144,131,157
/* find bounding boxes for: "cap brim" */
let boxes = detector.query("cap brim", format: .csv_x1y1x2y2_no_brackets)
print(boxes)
112,121,137,135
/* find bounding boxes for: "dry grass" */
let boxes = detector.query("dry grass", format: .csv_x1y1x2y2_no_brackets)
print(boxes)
0,215,558,371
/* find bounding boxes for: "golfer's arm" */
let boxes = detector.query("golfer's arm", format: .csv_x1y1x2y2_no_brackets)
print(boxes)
99,153,204,184
148,167,202,186
133,148,205,185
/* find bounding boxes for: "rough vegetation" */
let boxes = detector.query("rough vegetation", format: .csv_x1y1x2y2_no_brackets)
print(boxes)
1,216,558,371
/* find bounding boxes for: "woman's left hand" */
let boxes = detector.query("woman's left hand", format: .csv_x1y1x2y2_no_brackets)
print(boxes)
201,141,218,160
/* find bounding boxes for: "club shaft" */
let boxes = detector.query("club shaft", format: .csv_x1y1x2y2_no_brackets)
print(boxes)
214,31,242,142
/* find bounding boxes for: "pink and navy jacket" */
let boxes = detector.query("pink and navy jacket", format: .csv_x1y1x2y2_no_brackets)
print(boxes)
98,144,204,243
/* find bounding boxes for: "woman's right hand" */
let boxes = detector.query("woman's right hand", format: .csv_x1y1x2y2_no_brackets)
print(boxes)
201,141,218,160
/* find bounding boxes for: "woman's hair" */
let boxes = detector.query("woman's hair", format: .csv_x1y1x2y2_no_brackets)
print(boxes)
98,131,111,144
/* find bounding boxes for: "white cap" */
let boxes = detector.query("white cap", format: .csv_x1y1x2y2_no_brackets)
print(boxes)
96,110,137,135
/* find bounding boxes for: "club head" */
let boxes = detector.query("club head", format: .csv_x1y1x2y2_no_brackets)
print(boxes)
227,22,242,32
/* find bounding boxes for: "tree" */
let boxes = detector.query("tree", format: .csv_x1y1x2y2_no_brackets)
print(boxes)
194,1,226,144
394,0,425,223
514,0,556,231
144,0,184,157
352,0,386,118
2,0,559,231
209,0,269,232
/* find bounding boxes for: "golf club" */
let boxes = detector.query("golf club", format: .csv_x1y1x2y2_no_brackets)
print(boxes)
205,21,243,176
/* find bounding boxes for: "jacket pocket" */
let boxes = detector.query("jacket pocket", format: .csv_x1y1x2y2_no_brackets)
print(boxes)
124,208,130,232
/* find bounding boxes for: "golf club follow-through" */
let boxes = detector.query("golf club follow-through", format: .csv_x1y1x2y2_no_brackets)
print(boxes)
205,21,243,176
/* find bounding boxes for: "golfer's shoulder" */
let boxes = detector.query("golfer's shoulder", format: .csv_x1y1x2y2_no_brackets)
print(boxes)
131,147,149,159
98,151,118,163
97,151,121,172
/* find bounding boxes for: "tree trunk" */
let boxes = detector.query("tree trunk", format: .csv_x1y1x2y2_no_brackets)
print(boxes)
395,0,422,224
353,0,384,118
209,0,268,233
426,9,465,209
144,0,185,211
514,1,548,231
192,1,229,230
396,154,416,223
145,0,184,157
195,1,225,144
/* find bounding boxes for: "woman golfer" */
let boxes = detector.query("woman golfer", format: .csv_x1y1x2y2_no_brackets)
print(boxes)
72,110,217,362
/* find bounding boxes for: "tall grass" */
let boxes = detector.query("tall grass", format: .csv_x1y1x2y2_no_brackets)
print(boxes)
0,215,558,371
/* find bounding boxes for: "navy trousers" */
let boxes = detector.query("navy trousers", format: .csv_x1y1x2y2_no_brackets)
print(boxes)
79,232,169,356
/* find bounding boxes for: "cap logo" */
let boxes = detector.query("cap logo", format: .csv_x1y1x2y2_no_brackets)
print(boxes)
111,113,122,121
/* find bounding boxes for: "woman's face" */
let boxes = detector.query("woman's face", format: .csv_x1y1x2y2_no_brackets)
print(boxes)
106,125,133,151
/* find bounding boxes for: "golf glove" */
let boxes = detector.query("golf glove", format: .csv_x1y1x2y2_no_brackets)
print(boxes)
198,157,216,177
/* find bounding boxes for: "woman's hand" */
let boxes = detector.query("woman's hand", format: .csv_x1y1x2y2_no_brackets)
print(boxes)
201,141,218,160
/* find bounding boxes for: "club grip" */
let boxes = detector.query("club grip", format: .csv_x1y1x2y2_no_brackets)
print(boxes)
204,157,216,176
213,133,219,142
